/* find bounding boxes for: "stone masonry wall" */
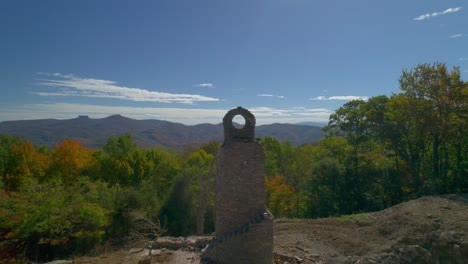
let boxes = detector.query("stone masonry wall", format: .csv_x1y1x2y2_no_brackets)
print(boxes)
201,107,274,264
215,142,266,235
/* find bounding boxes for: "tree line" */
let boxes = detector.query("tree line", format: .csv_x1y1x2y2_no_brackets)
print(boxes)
264,62,467,218
0,62,467,261
0,133,219,261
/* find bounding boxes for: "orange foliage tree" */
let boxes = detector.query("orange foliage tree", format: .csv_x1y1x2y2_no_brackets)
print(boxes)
265,175,295,218
48,140,98,183
3,142,49,191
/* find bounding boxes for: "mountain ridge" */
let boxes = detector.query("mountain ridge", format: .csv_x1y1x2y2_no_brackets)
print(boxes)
0,115,325,149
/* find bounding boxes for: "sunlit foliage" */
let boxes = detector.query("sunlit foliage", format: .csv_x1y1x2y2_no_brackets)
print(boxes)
0,62,466,263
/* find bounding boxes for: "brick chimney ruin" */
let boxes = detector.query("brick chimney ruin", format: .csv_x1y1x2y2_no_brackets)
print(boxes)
201,107,274,264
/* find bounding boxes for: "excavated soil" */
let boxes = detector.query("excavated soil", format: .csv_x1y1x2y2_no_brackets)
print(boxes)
63,194,468,264
274,194,468,263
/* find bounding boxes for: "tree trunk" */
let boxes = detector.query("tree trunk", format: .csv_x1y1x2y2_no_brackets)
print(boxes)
432,133,439,192
196,188,207,235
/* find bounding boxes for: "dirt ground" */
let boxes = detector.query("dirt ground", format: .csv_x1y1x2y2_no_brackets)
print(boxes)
273,194,468,263
64,194,467,264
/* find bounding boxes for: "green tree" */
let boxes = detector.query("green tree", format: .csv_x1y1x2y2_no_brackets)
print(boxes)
183,149,215,235
325,100,375,211
306,157,346,217
261,136,282,178
103,133,136,159
159,174,195,236
363,95,389,140
384,94,421,194
100,134,148,187
448,79,468,191
326,99,368,177
0,179,110,260
199,141,220,156
0,135,25,181
398,63,466,193
142,148,181,201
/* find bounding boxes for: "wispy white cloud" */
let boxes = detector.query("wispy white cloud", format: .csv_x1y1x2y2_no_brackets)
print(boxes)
414,7,463,21
310,95,368,101
311,96,328,101
463,69,468,73
459,57,468,61
250,107,290,117
195,83,214,88
257,94,285,99
249,107,332,123
450,34,463,38
0,103,332,125
34,73,219,104
329,96,369,101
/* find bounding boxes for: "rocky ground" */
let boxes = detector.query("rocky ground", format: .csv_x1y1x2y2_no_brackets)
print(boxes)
53,194,468,264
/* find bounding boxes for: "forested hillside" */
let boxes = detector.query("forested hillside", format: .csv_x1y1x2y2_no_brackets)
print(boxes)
0,115,324,149
0,63,467,262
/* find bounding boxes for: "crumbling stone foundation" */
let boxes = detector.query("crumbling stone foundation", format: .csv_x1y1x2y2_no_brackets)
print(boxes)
201,107,274,264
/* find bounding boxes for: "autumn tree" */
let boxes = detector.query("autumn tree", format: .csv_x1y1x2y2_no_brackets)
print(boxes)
1,138,49,191
262,137,309,217
265,175,295,217
48,140,97,184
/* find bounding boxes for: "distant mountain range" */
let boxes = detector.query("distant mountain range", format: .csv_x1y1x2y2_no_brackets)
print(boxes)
0,115,325,149
296,121,327,127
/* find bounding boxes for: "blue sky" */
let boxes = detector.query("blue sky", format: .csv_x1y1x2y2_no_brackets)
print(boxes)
1,0,467,125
